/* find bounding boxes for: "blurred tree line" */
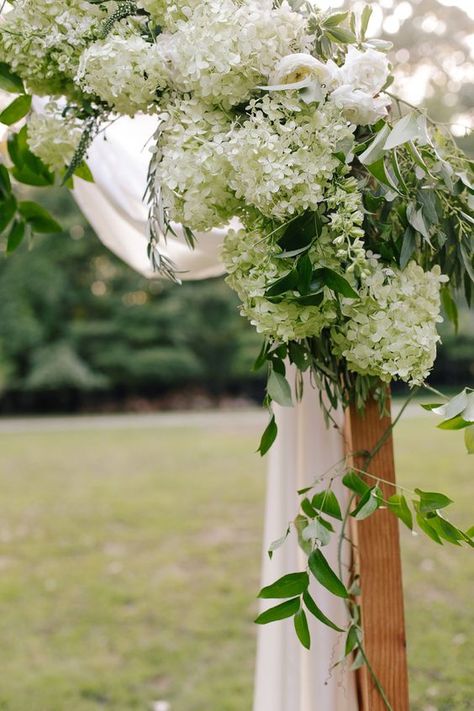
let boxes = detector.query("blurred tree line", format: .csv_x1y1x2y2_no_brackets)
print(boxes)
0,191,264,413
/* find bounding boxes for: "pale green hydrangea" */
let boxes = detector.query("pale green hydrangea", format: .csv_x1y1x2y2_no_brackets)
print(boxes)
0,0,104,97
155,0,310,107
76,35,167,115
331,262,447,385
155,97,239,230
27,103,83,172
227,94,355,220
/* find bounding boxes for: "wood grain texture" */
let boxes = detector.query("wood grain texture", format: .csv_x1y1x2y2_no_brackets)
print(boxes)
345,397,409,711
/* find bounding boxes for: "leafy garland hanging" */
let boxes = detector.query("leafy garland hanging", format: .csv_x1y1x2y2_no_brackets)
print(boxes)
0,1,473,707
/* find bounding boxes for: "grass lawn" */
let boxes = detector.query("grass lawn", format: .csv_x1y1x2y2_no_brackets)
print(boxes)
0,415,472,710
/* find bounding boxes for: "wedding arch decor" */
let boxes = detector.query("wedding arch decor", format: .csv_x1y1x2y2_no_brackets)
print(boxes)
0,1,473,708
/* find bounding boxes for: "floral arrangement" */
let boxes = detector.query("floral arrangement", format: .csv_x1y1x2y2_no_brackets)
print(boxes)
0,1,473,705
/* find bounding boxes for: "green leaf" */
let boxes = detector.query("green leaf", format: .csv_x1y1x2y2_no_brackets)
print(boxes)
384,113,425,151
308,549,349,599
259,572,309,599
465,425,474,454
351,486,382,521
428,514,464,546
268,527,291,559
295,515,313,556
278,212,322,252
301,497,317,519
303,590,344,632
400,227,416,270
0,94,32,126
345,625,361,656
294,609,311,650
387,494,413,530
267,370,293,408
0,194,17,233
440,286,459,333
302,519,331,547
360,4,373,39
6,220,26,254
258,415,278,457
18,201,61,234
265,271,298,297
438,415,471,431
0,164,12,194
416,512,443,544
366,158,399,193
358,124,390,165
432,389,468,420
415,489,453,514
326,27,357,44
311,491,343,521
7,126,55,186
323,11,349,27
255,597,301,624
297,253,313,295
342,471,370,497
321,268,358,299
0,63,25,94
73,161,95,183
407,203,431,241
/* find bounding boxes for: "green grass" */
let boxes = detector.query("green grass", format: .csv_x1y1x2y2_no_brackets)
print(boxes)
0,416,472,710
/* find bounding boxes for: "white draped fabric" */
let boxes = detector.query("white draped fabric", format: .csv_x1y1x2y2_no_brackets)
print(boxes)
72,115,359,711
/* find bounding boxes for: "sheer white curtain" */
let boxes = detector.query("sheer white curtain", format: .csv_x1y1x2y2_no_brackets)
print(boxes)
73,115,358,711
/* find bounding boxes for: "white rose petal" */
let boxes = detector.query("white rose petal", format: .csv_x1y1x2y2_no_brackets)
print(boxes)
340,46,390,96
331,85,391,126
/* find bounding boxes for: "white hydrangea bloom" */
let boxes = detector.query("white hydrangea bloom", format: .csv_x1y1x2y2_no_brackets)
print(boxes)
27,104,83,172
331,262,447,385
223,227,339,342
155,0,310,107
227,94,355,220
154,97,239,230
76,36,167,115
0,0,103,97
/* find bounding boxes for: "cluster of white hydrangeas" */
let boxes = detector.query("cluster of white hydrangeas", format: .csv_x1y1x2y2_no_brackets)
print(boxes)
227,94,355,220
27,104,83,172
0,0,104,96
325,178,368,278
76,35,167,115
223,228,340,342
331,262,448,385
154,97,240,230
155,0,310,107
136,0,201,28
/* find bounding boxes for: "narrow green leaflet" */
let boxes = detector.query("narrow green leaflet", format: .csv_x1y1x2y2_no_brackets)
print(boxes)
294,608,311,650
428,514,464,546
255,597,300,625
268,527,291,559
6,220,25,254
345,625,361,656
73,161,95,183
384,113,426,151
302,519,331,547
0,195,17,233
358,124,390,165
311,490,343,520
308,549,349,599
0,95,32,126
465,425,474,454
0,63,25,94
440,286,459,333
258,415,278,456
342,471,370,497
416,512,443,545
351,486,382,521
259,572,309,599
399,227,416,270
18,202,61,234
320,268,358,299
415,489,453,514
267,370,293,408
387,494,413,530
303,590,343,632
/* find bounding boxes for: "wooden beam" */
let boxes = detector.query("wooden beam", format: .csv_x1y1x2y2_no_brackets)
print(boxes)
345,397,409,711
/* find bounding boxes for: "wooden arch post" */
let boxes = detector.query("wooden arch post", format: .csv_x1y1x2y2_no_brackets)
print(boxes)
345,396,410,711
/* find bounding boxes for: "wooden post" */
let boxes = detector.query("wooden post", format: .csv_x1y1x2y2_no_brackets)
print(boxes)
345,396,409,711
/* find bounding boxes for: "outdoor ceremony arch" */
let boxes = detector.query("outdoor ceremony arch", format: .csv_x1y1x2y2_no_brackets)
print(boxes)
73,116,408,711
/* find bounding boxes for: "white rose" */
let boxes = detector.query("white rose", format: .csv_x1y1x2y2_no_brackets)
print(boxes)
331,85,391,125
340,46,390,96
266,53,339,91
